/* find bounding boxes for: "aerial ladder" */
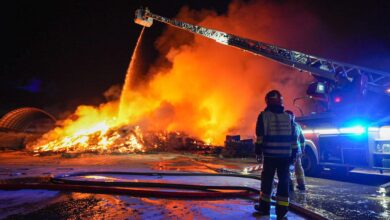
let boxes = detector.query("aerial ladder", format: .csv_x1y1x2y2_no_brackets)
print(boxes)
134,8,390,98
134,8,390,175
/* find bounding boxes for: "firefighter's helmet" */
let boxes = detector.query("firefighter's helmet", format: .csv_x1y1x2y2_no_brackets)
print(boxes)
265,90,284,106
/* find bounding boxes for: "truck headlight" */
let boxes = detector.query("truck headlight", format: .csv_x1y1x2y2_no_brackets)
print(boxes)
379,126,390,140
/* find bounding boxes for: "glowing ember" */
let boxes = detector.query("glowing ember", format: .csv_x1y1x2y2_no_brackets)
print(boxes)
28,1,315,154
32,124,145,154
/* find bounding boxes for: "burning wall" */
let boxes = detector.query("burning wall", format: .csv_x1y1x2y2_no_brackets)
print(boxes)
29,0,324,153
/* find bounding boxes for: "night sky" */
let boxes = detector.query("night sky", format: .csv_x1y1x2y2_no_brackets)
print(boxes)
1,0,390,117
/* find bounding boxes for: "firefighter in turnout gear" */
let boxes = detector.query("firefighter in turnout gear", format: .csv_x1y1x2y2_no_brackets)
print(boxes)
254,90,298,219
286,110,306,191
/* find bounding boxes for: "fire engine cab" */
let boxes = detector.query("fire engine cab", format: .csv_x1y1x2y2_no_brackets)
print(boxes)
296,81,390,175
134,7,390,175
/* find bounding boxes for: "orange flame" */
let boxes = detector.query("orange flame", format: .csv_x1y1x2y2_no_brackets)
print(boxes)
29,1,319,153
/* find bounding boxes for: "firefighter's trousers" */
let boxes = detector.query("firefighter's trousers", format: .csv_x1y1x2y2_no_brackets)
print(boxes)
259,157,290,217
294,155,305,187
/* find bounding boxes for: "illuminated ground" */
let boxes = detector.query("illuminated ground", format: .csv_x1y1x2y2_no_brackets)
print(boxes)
0,152,299,219
0,151,389,219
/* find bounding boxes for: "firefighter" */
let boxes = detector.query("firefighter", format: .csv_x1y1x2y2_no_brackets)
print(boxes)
254,90,298,219
286,110,306,191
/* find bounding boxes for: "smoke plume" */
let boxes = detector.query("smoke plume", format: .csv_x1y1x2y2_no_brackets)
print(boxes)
30,0,328,151
128,0,323,143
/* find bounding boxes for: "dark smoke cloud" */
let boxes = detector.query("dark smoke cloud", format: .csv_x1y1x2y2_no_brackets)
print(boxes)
139,0,331,140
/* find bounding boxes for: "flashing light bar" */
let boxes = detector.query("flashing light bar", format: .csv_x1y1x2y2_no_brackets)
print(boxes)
303,125,366,135
302,129,314,134
314,128,339,135
339,126,365,134
368,127,380,132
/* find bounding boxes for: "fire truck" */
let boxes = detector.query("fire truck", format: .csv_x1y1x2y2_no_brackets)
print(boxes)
134,8,390,175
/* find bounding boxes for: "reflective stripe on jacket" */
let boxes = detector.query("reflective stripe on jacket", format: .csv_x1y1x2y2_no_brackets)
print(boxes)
260,111,294,158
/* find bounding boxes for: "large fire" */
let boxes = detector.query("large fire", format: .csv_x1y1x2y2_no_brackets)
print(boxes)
28,1,320,154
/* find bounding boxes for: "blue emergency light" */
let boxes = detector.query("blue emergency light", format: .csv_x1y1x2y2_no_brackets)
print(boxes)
305,125,367,135
339,125,365,135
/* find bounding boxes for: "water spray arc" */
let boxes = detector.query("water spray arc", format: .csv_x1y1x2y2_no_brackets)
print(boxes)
118,27,146,121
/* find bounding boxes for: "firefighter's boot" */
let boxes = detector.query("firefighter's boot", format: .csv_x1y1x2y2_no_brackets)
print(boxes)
296,184,306,191
275,198,289,219
254,200,270,215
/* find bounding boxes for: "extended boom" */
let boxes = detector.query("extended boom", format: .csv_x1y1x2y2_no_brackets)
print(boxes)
135,7,390,96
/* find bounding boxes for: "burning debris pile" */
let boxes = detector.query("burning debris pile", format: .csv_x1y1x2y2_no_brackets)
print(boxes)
26,27,215,155
27,1,319,155
30,125,145,154
29,123,215,155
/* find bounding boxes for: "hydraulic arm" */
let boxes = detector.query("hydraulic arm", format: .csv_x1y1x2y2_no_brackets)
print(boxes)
135,8,390,96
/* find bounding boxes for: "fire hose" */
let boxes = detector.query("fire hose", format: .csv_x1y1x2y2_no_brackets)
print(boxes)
0,171,327,219
1,171,261,198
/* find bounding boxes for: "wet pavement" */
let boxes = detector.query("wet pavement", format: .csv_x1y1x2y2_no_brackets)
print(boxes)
0,151,389,219
0,152,304,219
1,191,305,220
291,177,390,219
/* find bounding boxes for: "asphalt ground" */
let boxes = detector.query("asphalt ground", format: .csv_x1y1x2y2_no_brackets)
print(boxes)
0,151,389,219
0,152,304,219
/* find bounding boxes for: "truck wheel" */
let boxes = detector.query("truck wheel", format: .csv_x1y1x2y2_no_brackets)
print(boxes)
302,148,320,176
